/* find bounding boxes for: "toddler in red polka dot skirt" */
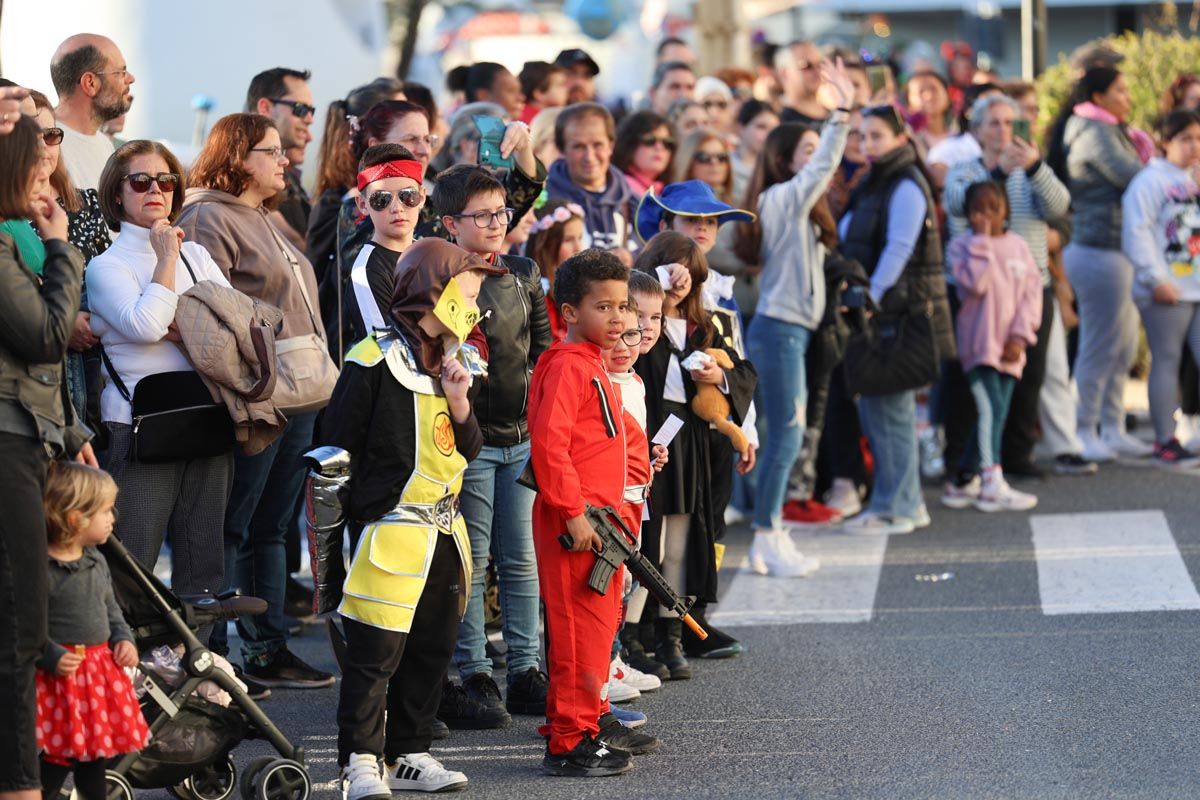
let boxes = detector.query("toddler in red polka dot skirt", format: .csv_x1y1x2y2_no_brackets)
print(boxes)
35,463,150,799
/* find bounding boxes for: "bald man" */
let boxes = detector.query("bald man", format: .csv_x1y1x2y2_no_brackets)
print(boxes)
50,33,135,190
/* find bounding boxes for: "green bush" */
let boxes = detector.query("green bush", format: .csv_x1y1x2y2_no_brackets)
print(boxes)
1034,24,1200,137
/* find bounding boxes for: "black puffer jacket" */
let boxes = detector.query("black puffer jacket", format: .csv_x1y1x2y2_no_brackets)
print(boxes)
469,253,552,446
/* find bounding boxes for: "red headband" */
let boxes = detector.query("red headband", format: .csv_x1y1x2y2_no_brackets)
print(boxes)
357,159,425,193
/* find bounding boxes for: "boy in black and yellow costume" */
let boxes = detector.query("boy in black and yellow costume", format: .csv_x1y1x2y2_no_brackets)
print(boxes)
312,236,503,797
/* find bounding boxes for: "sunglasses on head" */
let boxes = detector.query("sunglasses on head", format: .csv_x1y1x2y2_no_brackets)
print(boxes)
123,172,180,193
695,151,730,165
41,127,64,146
638,135,676,149
367,188,423,212
269,98,316,119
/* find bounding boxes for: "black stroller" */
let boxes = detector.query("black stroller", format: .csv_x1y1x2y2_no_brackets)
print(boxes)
95,536,312,800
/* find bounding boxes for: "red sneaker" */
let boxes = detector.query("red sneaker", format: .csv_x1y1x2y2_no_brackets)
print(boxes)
781,499,844,525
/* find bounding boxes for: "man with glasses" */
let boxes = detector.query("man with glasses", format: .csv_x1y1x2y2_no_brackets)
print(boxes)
246,67,315,250
776,40,828,126
50,33,136,190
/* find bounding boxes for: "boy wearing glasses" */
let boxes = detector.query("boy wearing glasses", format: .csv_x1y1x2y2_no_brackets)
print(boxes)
432,165,554,726
344,144,426,345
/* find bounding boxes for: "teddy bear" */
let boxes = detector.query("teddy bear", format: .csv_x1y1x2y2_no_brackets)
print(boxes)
690,348,749,455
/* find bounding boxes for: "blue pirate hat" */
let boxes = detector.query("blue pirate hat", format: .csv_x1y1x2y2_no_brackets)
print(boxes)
634,180,756,244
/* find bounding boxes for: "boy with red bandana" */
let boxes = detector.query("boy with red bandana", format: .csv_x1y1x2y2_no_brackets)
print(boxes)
528,249,639,776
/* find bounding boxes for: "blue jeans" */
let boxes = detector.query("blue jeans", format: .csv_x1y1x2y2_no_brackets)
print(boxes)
857,390,923,519
962,367,1016,472
453,441,540,678
747,315,812,530
210,411,316,664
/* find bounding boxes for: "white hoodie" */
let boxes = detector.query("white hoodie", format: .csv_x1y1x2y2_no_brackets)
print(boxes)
1122,157,1200,302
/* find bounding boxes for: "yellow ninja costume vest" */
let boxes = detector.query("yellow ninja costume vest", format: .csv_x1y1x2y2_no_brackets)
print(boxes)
339,335,473,632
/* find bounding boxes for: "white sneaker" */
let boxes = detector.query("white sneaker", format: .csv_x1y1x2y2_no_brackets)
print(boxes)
974,471,1038,512
911,505,932,529
747,530,820,577
940,475,981,509
841,512,914,536
1101,430,1154,459
604,670,641,703
1079,430,1117,463
824,478,863,519
385,752,468,793
723,505,748,526
611,654,660,693
341,753,391,800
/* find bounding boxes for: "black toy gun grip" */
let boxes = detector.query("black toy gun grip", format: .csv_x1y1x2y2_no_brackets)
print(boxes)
556,533,618,594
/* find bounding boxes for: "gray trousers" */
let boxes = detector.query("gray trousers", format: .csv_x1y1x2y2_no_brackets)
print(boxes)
1136,298,1200,442
105,422,234,596
1063,244,1139,433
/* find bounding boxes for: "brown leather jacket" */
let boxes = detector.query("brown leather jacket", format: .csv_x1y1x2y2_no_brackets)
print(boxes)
174,280,286,455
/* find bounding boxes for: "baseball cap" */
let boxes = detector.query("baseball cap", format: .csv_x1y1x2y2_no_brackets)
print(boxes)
555,48,601,77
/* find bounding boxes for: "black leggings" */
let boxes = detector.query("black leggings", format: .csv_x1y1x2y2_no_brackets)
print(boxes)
40,759,106,800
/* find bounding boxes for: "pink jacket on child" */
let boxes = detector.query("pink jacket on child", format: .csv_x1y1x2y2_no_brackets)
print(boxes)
949,232,1043,378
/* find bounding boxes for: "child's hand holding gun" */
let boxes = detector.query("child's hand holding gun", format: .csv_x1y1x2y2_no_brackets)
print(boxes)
565,514,604,553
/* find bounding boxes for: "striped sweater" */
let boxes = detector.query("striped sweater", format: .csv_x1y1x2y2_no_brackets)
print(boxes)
943,158,1071,286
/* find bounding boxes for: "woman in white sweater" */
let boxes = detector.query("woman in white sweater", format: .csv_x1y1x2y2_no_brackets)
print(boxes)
1122,109,1200,468
734,59,853,576
87,140,234,599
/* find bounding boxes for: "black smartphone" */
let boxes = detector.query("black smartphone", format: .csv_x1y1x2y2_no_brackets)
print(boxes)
1013,117,1031,143
475,115,514,171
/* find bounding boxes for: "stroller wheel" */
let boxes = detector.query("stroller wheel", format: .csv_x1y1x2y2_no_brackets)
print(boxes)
239,757,275,800
253,759,311,800
104,771,135,800
171,756,237,800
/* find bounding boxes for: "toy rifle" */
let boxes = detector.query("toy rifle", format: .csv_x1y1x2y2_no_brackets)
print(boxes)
558,505,707,641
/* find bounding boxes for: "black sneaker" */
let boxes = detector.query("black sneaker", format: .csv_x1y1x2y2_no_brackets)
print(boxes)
506,667,548,715
1002,460,1045,481
1054,453,1099,475
463,672,505,710
597,712,660,755
438,680,510,729
243,647,336,688
683,622,743,660
232,662,271,701
284,576,316,620
430,718,450,740
542,734,633,777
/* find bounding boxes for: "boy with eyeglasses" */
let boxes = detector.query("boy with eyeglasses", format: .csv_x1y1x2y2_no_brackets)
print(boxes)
343,144,427,345
432,164,555,728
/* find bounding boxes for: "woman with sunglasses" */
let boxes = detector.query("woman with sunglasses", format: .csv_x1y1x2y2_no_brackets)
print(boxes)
836,104,954,535
674,130,734,203
344,143,426,344
176,113,336,694
695,76,736,138
612,110,675,201
86,140,234,608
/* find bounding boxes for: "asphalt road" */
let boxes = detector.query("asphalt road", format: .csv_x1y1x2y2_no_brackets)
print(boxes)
167,461,1200,799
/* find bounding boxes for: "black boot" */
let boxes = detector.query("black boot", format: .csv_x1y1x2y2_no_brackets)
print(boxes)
654,618,691,680
682,604,743,659
620,623,669,680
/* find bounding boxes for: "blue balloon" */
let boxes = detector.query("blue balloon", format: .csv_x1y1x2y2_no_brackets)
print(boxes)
565,0,624,41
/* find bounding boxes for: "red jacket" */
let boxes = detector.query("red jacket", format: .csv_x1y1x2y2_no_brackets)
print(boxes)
528,341,627,529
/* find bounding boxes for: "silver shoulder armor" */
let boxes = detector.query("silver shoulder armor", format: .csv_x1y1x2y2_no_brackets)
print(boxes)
302,446,351,614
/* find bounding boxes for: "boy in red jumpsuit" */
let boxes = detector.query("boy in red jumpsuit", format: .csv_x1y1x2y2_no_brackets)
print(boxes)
528,249,637,777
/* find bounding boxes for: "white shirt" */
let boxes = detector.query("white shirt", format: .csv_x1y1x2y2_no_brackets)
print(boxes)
927,132,981,169
60,123,115,191
87,224,233,424
663,317,688,404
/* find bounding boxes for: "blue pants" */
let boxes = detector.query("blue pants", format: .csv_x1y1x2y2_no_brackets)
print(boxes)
453,441,541,678
211,411,316,664
962,367,1016,472
747,315,812,530
857,390,922,519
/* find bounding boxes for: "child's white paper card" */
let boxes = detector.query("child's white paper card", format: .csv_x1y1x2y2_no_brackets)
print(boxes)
652,414,685,447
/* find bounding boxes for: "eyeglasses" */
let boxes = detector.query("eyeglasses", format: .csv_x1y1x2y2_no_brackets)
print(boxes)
249,146,287,161
394,133,440,151
367,188,424,212
638,135,676,150
453,207,514,229
694,151,730,165
702,100,729,111
268,98,316,119
123,172,180,193
41,127,63,146
91,68,130,79
619,328,644,346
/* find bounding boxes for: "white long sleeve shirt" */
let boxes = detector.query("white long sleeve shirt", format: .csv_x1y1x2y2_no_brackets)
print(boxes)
87,224,232,424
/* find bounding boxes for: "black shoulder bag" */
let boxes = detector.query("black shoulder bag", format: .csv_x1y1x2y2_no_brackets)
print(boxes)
99,253,236,463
